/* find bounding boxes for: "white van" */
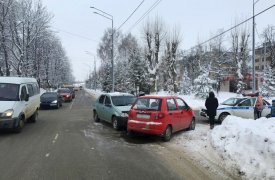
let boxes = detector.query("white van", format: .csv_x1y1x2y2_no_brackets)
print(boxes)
0,77,40,132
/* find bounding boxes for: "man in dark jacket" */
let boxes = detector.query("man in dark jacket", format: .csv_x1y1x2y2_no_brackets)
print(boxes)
205,91,219,129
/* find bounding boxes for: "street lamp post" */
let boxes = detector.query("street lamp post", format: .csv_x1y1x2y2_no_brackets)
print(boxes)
90,6,114,92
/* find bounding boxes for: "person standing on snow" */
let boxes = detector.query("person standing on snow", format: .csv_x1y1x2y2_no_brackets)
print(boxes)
255,92,263,119
205,91,219,129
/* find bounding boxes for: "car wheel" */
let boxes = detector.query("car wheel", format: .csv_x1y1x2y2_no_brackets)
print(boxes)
218,113,229,123
162,125,172,142
94,111,100,122
266,114,271,118
112,116,120,130
188,118,196,130
29,110,38,123
14,116,25,133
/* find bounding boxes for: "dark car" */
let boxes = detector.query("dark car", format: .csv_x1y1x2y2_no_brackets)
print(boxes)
57,88,73,102
40,92,63,109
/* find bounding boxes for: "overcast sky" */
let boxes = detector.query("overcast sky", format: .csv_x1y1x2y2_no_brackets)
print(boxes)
41,0,275,82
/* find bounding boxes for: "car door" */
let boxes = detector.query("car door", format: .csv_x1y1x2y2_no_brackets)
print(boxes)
27,84,35,116
96,95,105,120
103,95,113,123
166,98,181,132
234,98,254,119
261,99,271,117
175,98,190,129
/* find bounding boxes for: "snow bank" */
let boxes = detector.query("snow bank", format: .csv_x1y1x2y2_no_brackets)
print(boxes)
210,116,275,179
85,89,101,98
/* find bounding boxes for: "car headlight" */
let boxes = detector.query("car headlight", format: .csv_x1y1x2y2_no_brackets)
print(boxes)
1,109,14,118
51,100,58,104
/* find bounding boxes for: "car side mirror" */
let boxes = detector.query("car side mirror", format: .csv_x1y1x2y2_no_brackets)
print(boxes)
25,94,29,101
105,103,112,107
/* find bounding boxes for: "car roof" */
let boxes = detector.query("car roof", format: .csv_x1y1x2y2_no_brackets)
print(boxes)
138,95,179,99
0,77,37,84
103,92,134,97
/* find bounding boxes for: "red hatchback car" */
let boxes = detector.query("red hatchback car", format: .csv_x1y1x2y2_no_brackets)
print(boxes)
57,88,73,102
127,96,195,141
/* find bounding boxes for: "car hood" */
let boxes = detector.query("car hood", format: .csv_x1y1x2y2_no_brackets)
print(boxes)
0,101,16,112
115,105,132,112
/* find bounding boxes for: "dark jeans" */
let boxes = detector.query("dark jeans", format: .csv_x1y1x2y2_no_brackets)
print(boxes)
209,116,215,126
255,110,262,119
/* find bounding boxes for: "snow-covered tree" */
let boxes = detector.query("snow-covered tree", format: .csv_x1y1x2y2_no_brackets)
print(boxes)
259,65,275,96
193,66,214,99
180,67,192,95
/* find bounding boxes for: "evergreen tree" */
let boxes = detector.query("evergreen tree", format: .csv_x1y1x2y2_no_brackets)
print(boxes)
259,65,275,96
180,68,192,95
193,66,214,98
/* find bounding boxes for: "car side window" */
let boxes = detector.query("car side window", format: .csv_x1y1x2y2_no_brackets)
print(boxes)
176,98,187,110
20,86,27,100
98,95,105,104
27,84,34,97
239,99,252,106
105,96,111,105
167,99,177,111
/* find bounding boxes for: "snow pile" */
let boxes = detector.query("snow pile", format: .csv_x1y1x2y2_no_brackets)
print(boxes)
85,89,101,98
210,116,275,179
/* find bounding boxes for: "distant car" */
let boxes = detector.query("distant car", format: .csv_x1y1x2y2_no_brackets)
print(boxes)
40,92,63,109
62,85,75,98
79,86,83,90
127,96,195,141
93,93,136,130
57,88,73,102
200,96,272,122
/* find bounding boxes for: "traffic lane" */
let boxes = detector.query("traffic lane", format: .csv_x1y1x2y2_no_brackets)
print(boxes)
0,101,72,179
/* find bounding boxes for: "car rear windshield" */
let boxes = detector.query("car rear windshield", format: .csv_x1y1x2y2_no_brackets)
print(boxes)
41,93,57,98
111,96,136,106
58,88,70,93
0,83,20,101
133,98,162,111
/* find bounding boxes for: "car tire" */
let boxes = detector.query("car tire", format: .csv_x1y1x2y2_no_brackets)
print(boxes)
14,116,25,133
218,113,229,123
162,125,172,142
188,118,196,130
29,110,38,123
94,111,100,122
266,114,271,118
112,116,120,130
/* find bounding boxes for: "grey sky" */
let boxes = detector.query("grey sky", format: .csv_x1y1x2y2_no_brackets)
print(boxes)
41,0,275,81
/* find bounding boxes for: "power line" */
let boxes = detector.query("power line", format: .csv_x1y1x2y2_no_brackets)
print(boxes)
127,0,162,33
187,4,275,52
117,0,145,31
52,27,99,43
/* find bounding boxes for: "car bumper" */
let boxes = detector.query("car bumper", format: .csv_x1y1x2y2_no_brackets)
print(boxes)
40,102,58,108
117,116,128,127
0,117,19,129
127,120,164,135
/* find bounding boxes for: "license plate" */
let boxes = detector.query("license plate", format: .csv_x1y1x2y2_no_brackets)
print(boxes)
137,114,150,119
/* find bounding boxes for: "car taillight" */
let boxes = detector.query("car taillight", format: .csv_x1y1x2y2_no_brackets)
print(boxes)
128,110,134,119
155,112,165,120
66,95,69,97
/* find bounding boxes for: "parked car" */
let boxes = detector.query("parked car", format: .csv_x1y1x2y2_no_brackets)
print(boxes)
0,77,40,132
127,95,195,141
40,92,63,109
57,88,73,102
79,86,83,90
93,93,136,130
200,96,272,122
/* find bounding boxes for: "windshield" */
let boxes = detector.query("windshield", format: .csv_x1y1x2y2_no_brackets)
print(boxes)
41,93,57,98
221,98,246,106
0,83,20,101
111,96,136,106
133,98,162,111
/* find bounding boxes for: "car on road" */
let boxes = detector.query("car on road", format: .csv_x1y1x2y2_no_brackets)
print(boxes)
0,77,40,132
62,84,75,98
200,96,272,122
57,88,73,102
127,95,196,141
93,92,136,130
40,92,63,109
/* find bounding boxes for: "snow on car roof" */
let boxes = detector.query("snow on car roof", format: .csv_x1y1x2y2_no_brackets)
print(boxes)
104,92,134,97
0,77,37,84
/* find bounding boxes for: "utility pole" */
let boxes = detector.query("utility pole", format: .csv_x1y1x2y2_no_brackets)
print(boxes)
252,0,256,93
